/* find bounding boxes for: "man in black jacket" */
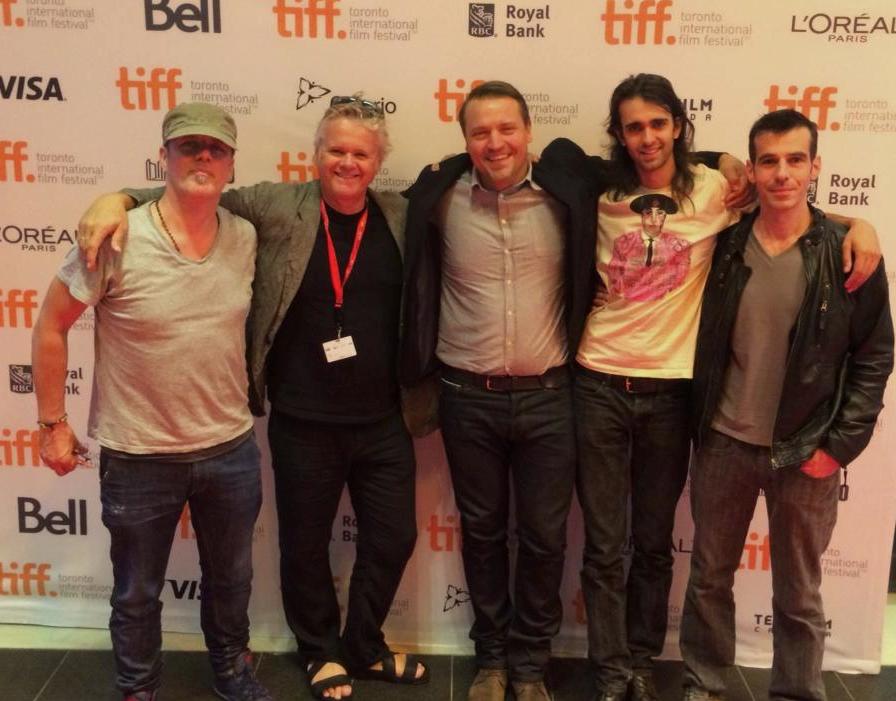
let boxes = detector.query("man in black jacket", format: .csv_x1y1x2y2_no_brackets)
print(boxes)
680,109,893,701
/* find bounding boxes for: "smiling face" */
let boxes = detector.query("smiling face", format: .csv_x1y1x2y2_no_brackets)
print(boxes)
313,117,383,214
161,135,234,198
616,96,681,186
462,96,533,192
747,127,820,213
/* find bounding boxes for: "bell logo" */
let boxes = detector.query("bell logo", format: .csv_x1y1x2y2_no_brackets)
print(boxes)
18,497,88,535
434,79,485,123
0,0,24,28
273,0,345,39
277,151,319,183
1,428,40,467
426,513,462,552
116,67,183,111
145,0,221,33
740,532,771,571
763,85,840,131
0,562,55,596
0,141,34,182
601,0,676,45
0,289,39,328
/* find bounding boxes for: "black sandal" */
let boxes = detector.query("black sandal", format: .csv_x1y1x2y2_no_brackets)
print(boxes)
355,651,429,685
306,660,353,700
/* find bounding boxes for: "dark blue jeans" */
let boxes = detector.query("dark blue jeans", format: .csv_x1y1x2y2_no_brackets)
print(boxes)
680,430,839,701
574,370,692,691
439,375,576,682
99,434,262,697
267,410,417,669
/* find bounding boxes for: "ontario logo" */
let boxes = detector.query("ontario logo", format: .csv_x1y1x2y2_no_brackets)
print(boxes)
443,584,471,612
296,77,331,110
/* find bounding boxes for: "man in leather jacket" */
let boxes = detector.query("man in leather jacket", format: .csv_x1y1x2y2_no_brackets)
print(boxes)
680,109,893,701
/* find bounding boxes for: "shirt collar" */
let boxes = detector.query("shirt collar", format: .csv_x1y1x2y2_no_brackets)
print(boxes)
470,162,541,193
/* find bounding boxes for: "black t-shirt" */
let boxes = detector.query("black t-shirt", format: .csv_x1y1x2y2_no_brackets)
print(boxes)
267,200,403,423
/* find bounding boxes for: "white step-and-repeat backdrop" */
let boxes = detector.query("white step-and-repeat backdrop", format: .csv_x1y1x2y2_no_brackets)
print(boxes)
2,0,895,674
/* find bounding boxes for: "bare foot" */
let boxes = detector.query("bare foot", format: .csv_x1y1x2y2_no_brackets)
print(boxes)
308,661,352,699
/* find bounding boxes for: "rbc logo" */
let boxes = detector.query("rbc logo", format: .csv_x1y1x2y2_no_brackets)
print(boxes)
144,0,221,33
17,497,88,535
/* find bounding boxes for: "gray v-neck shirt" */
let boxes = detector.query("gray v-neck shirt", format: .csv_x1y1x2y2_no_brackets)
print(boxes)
712,230,807,446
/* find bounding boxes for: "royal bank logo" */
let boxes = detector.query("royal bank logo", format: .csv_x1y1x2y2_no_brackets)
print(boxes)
443,584,471,612
0,76,64,101
468,3,495,37
9,364,32,394
296,77,331,110
145,0,222,33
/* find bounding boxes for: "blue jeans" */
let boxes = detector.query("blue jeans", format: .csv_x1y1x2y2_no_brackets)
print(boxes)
267,410,417,669
680,430,839,701
439,374,576,681
99,434,262,696
574,369,692,691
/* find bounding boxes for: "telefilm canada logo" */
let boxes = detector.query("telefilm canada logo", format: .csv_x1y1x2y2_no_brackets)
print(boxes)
9,364,32,393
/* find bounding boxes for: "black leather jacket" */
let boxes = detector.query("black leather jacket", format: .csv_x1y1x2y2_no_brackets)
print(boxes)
692,207,893,468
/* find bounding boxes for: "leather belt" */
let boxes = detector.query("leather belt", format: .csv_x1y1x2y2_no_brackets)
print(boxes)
442,365,570,392
576,365,690,394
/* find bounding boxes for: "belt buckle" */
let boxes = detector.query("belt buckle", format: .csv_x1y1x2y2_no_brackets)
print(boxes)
624,377,634,393
485,376,497,391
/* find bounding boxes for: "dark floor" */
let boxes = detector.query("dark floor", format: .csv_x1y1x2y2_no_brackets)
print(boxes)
2,650,894,701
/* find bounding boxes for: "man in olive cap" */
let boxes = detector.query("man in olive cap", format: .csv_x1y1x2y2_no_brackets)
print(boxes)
32,102,272,701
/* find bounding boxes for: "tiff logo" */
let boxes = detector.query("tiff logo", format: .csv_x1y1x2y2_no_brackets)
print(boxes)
0,289,39,328
434,78,485,122
427,513,462,552
601,0,675,45
1,428,41,467
145,0,221,33
273,0,345,39
764,85,840,131
0,141,34,182
277,151,319,183
740,532,770,571
0,0,24,28
116,67,182,111
0,562,54,596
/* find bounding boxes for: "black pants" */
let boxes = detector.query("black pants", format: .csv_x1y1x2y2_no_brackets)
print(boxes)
438,375,576,681
268,409,417,668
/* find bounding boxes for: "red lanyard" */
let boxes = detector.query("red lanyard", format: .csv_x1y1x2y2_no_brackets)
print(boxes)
320,200,368,328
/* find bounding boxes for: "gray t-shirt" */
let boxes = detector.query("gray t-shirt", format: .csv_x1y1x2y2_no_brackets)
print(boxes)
58,202,257,453
712,230,806,446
